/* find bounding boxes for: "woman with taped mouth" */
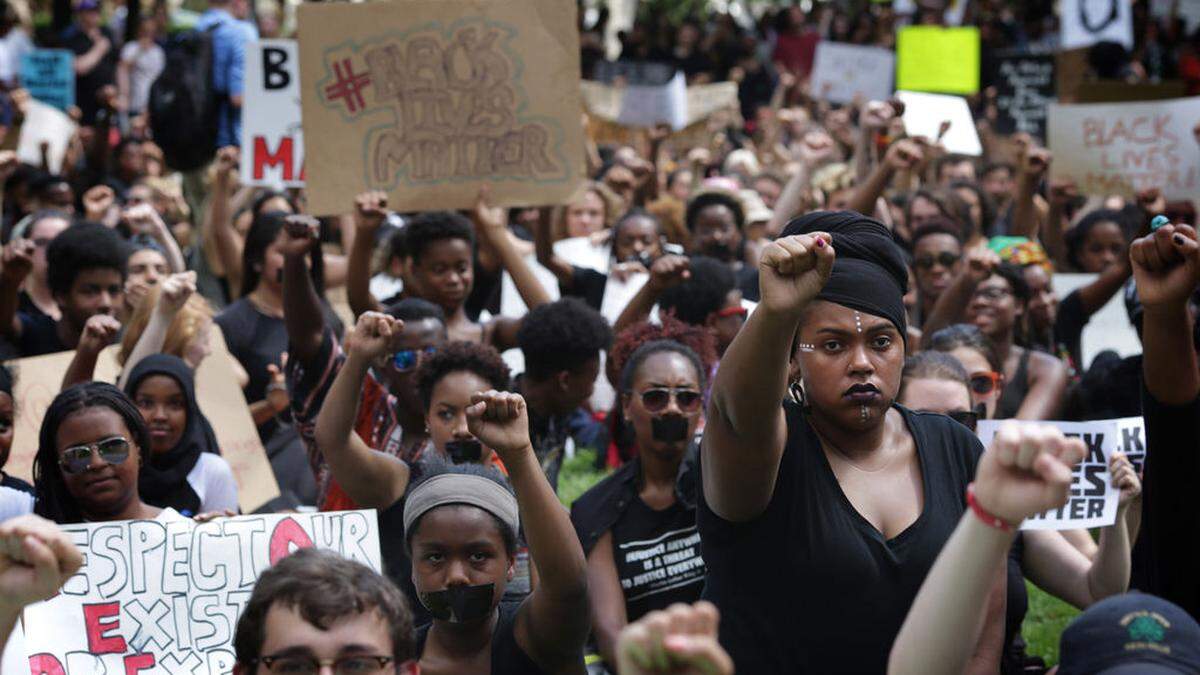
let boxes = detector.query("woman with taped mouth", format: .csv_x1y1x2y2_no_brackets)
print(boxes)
404,391,589,674
698,211,1000,674
570,340,708,669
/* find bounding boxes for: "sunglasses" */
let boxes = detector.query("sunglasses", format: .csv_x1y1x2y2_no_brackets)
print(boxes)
393,346,436,372
946,409,979,433
640,388,703,414
59,436,131,475
913,252,960,270
969,371,1003,396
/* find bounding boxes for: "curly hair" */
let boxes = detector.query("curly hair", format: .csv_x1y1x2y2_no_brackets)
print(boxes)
686,190,746,231
517,298,613,381
46,223,129,297
659,256,736,325
416,341,511,411
404,211,475,264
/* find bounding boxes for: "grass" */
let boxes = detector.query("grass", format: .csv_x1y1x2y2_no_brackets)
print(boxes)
557,450,1077,663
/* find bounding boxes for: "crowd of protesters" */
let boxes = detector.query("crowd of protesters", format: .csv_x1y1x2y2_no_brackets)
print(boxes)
0,0,1195,673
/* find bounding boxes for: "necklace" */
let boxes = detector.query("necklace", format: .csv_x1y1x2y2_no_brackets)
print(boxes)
809,413,897,474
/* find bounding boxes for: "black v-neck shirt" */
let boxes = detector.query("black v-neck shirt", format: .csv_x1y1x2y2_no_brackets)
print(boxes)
697,402,982,674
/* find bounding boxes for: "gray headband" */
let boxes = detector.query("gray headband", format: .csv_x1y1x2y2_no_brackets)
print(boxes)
403,474,520,536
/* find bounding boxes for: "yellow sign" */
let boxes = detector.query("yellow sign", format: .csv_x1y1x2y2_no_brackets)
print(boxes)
896,26,980,95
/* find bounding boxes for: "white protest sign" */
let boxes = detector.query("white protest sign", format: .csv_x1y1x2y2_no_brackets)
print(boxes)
1152,0,1200,32
22,510,382,673
17,99,76,173
241,40,304,188
1047,97,1200,201
617,71,688,130
1061,0,1134,50
810,42,895,105
976,420,1121,530
896,90,982,156
1053,273,1141,370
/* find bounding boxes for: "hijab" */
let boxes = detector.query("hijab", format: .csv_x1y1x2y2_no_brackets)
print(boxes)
124,354,219,515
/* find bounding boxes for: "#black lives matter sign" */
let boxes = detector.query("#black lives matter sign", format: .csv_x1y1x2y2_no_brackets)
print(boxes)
994,53,1055,139
976,419,1143,530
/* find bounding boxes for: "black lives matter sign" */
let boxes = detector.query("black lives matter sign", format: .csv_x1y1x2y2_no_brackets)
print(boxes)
994,52,1055,140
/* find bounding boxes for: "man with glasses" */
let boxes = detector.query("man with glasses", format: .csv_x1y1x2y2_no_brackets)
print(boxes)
233,548,417,675
280,218,448,510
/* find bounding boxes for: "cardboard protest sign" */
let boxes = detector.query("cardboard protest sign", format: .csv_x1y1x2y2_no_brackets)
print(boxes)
20,49,74,111
17,98,76,173
7,326,280,513
1061,0,1134,51
1047,97,1200,201
1053,273,1141,370
895,26,980,95
297,0,586,215
241,40,304,188
994,52,1055,138
22,510,382,673
896,90,983,156
810,42,895,105
976,419,1122,530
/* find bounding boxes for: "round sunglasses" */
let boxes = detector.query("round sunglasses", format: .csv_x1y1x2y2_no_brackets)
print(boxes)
59,436,131,475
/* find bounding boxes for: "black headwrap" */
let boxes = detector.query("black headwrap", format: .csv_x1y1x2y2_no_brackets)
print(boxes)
781,211,909,337
124,354,219,516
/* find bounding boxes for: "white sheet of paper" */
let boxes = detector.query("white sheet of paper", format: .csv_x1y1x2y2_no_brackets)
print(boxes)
1052,273,1141,371
810,42,896,105
618,71,688,130
896,90,982,156
1061,0,1134,50
976,419,1120,531
17,98,75,173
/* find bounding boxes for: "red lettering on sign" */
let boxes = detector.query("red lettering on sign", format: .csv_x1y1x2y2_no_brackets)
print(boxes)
28,654,66,675
253,136,296,181
124,653,156,674
1081,114,1177,147
83,601,127,654
268,517,313,564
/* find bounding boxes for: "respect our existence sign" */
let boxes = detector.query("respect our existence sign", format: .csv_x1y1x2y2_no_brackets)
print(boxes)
976,418,1144,531
22,511,382,673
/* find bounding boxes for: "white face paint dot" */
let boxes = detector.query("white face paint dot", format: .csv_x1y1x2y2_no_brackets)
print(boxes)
797,343,816,352
860,405,869,421
854,311,863,335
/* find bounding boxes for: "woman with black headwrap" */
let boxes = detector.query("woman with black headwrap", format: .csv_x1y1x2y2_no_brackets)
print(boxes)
124,354,239,516
699,212,999,673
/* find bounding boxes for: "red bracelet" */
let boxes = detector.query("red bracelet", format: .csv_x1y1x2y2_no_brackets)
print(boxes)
967,483,1015,532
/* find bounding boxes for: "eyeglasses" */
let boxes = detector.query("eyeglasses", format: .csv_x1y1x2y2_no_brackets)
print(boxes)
640,388,703,414
59,436,131,475
969,371,1003,396
713,305,748,321
971,287,1012,302
913,252,960,270
945,409,979,432
393,346,436,372
256,655,395,674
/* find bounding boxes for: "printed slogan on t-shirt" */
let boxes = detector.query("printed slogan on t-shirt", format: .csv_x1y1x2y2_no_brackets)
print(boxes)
976,418,1144,531
21,510,382,674
297,0,585,215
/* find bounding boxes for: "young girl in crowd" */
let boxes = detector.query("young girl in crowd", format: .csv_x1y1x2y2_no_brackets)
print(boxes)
699,211,998,673
406,391,588,674
572,341,708,667
33,382,185,524
123,354,239,516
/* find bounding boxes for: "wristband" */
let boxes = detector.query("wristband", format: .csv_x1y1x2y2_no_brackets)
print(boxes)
966,483,1015,532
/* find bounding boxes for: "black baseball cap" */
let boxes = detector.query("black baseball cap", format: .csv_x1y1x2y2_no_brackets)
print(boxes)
1058,593,1200,674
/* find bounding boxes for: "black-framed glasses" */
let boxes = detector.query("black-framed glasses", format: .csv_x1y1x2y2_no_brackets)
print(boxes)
256,654,395,674
393,346,436,372
913,252,960,270
946,409,979,433
640,388,703,414
59,436,131,475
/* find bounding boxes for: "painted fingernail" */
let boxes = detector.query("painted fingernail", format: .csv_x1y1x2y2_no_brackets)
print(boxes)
1174,234,1185,245
816,238,825,248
